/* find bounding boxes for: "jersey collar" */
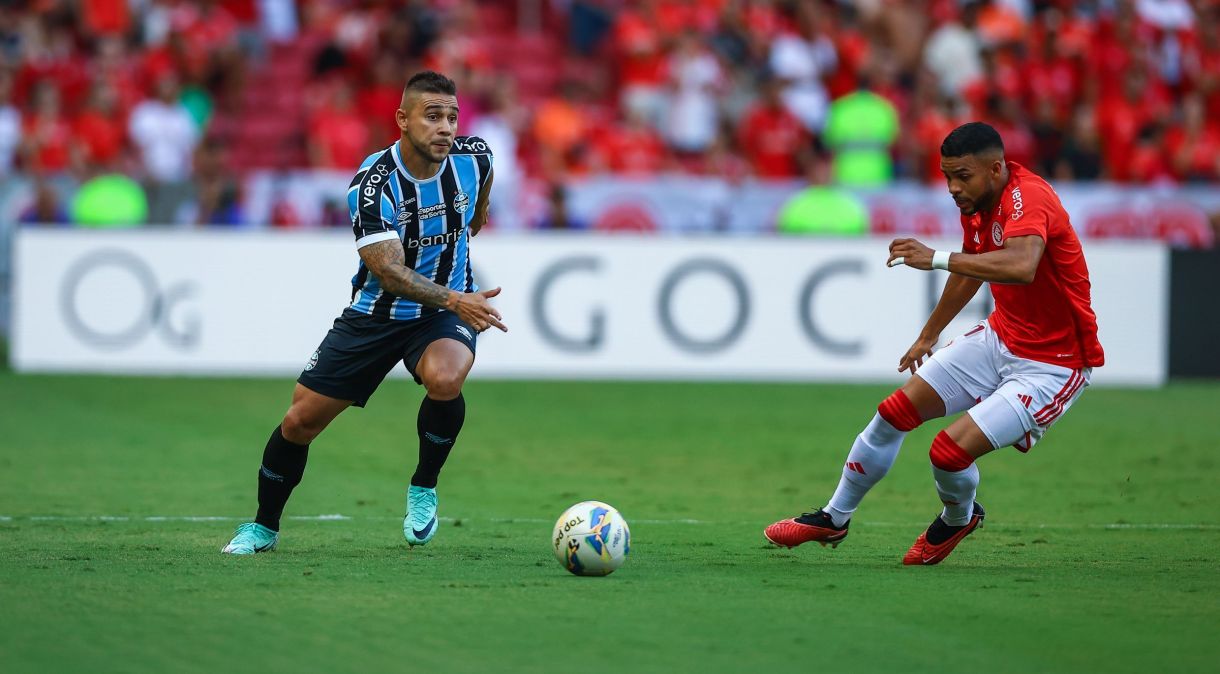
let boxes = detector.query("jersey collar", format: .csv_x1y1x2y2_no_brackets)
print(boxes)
391,140,448,183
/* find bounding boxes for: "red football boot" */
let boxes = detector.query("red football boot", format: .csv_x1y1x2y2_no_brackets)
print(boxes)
902,502,985,565
764,509,849,549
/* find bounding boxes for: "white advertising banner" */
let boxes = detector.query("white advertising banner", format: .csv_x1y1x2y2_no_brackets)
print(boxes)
12,230,1167,386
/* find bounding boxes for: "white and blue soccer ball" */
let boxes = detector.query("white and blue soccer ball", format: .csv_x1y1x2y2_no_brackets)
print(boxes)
552,501,630,576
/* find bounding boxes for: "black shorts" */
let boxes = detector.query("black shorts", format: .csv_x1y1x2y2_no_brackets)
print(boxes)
297,307,477,407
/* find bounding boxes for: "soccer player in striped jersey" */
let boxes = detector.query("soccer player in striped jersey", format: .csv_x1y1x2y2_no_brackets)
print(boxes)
764,122,1105,564
224,71,504,554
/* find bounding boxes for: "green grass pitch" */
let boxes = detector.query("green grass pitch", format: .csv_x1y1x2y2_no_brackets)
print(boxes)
1,372,1217,673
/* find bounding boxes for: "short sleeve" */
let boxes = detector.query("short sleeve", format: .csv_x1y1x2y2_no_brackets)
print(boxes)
348,155,398,249
1004,186,1050,242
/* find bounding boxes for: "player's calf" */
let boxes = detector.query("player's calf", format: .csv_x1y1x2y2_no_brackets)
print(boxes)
902,431,985,565
823,388,926,524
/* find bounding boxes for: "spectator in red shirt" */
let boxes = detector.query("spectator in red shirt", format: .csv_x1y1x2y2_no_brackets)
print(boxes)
359,54,409,145
1128,123,1175,184
614,4,668,127
985,96,1035,168
736,74,810,179
21,83,74,175
81,0,131,36
1095,69,1170,181
1024,27,1081,119
596,110,669,175
75,84,127,171
909,87,964,183
308,82,370,170
1166,94,1220,181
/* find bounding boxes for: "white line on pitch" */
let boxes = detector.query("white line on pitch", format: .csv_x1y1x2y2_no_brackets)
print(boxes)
2,515,1218,530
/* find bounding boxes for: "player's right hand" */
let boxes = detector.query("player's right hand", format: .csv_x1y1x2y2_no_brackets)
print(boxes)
898,335,937,374
451,287,507,333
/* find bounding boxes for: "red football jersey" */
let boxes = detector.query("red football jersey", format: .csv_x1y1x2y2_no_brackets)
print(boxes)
960,162,1105,369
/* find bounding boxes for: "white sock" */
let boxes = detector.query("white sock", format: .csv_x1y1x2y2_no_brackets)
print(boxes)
933,463,979,526
825,414,906,526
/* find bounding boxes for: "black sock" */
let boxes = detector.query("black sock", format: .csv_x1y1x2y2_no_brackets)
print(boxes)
411,394,465,488
255,425,309,531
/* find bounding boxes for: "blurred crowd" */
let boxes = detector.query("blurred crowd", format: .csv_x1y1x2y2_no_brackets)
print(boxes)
0,0,1218,229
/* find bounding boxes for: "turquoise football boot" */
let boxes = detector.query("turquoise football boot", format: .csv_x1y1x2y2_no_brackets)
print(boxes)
404,485,439,546
221,522,279,554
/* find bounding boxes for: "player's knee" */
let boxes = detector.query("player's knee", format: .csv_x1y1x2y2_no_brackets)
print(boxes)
281,407,326,444
877,389,923,432
929,431,975,471
421,368,466,401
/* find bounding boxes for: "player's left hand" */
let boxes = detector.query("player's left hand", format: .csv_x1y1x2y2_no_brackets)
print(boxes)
887,238,934,270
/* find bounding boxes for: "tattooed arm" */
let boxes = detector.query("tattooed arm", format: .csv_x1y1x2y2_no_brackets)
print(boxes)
359,239,454,308
358,239,507,331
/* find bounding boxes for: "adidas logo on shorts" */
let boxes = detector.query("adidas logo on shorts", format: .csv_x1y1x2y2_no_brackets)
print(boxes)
456,326,473,341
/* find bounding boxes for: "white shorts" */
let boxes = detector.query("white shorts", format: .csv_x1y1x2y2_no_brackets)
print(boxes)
915,320,1090,452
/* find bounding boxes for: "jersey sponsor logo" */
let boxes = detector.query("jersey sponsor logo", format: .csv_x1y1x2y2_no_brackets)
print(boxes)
452,137,489,153
418,203,447,221
1010,186,1024,220
405,229,462,249
361,161,391,210
992,221,1003,246
452,191,470,214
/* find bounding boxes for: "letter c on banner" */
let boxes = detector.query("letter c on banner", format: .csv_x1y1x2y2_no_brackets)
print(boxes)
658,258,749,354
799,260,864,356
531,256,605,352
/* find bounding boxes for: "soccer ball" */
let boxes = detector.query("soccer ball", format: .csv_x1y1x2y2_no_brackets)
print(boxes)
552,501,630,576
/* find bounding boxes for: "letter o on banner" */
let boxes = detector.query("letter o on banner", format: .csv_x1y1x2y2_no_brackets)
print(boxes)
60,249,161,350
658,258,749,354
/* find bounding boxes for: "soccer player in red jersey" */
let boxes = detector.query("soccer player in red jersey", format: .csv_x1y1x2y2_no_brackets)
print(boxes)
764,122,1104,564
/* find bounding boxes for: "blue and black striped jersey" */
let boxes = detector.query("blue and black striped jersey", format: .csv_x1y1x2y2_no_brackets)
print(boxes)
347,136,493,320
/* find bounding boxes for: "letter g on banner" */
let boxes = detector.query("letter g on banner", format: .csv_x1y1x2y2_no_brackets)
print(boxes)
59,249,201,351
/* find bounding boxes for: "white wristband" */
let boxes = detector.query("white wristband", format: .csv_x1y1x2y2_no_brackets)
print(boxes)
932,250,952,271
